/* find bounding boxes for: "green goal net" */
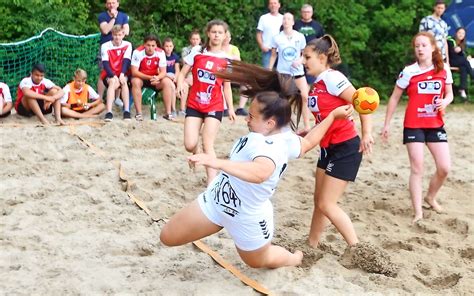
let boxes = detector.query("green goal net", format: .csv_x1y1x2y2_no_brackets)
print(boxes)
0,28,100,102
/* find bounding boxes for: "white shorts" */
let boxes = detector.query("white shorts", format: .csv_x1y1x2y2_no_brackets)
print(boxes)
198,192,274,251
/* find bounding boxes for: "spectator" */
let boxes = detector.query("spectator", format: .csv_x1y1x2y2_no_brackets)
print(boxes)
131,34,175,121
180,30,202,110
294,4,325,43
101,25,132,121
447,27,473,102
256,0,283,68
419,0,449,63
97,0,130,105
61,69,105,119
0,82,13,118
163,37,183,116
15,63,65,125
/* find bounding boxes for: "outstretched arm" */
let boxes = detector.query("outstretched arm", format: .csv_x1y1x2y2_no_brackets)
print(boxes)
381,86,403,141
188,154,275,184
299,105,353,156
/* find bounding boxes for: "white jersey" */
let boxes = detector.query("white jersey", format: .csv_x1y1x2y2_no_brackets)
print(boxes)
203,131,301,217
271,30,306,76
0,82,12,102
257,13,283,49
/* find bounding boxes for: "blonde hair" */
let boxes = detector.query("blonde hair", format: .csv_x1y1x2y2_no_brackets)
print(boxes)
74,68,87,80
111,24,124,34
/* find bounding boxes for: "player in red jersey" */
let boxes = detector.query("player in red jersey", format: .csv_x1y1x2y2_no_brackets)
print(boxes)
100,24,132,121
177,19,236,185
382,32,453,223
15,63,65,125
131,34,175,121
302,35,374,248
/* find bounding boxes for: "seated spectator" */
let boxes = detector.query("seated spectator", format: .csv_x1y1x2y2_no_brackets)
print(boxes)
131,34,175,121
61,69,105,118
15,63,65,125
0,82,13,118
163,37,183,116
448,27,473,101
101,24,132,121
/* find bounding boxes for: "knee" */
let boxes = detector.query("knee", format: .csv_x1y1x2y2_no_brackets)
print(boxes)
437,164,450,179
131,78,142,88
47,88,58,96
410,163,424,176
159,226,174,247
184,140,197,153
316,200,332,216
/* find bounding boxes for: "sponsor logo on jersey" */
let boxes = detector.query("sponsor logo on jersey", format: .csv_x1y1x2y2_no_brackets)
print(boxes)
282,46,298,61
265,140,273,144
336,80,348,89
417,80,442,94
197,68,216,84
205,61,214,70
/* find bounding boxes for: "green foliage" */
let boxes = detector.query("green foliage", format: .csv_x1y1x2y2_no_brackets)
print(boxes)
0,0,451,100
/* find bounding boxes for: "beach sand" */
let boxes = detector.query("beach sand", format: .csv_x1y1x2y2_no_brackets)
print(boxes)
1,104,473,295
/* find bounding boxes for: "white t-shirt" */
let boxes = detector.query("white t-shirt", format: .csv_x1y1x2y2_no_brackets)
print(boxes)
205,131,301,216
257,13,283,49
0,82,12,102
61,84,99,104
271,30,306,76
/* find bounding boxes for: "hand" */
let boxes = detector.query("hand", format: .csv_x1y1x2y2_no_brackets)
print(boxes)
380,125,390,142
150,76,160,86
291,59,302,69
187,153,218,169
359,133,375,155
109,9,118,18
227,109,236,122
332,104,354,120
262,46,270,53
435,97,448,112
454,46,461,53
119,74,127,85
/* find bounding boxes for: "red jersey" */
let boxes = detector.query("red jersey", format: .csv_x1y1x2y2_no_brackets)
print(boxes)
396,63,453,128
15,77,55,111
183,48,229,113
100,40,132,79
131,45,167,76
308,69,357,148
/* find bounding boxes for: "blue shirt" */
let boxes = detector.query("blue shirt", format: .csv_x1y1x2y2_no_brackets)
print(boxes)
166,52,180,74
98,11,129,45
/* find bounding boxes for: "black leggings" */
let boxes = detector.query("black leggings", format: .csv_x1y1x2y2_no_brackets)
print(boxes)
451,58,474,90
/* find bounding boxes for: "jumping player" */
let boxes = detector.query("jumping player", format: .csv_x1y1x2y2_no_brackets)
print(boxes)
176,19,236,185
268,12,311,134
382,32,453,223
61,69,105,118
131,34,175,121
101,24,132,121
15,63,65,125
161,60,354,268
302,35,374,248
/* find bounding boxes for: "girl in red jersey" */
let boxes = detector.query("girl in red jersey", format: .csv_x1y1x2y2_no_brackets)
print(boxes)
302,35,374,248
382,32,453,223
177,20,236,185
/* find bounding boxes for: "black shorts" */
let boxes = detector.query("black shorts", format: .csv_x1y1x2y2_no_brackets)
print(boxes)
16,99,52,117
317,136,362,182
185,107,223,122
403,127,448,144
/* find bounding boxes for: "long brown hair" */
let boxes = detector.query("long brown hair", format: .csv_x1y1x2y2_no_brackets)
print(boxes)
305,34,342,67
217,60,303,130
455,27,466,51
412,32,444,73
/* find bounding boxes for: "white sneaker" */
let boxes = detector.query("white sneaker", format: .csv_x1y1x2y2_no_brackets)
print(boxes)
114,98,124,108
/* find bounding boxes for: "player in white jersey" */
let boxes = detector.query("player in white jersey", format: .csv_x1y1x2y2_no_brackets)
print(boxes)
0,82,13,117
161,61,353,269
268,13,311,135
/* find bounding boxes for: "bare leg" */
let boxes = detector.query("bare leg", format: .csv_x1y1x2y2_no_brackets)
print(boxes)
61,107,98,118
97,78,105,101
237,243,303,269
23,97,49,124
406,143,425,223
120,80,130,112
184,116,204,153
105,77,119,113
424,142,451,213
131,78,144,115
160,200,222,246
308,168,331,247
155,77,174,115
201,117,221,185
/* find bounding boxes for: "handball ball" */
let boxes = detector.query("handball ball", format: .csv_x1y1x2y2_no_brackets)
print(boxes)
352,87,379,114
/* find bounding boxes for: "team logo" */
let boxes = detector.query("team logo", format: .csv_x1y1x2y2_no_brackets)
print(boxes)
417,80,442,94
205,61,214,70
117,50,122,55
146,60,152,66
282,46,298,61
437,131,447,141
197,68,216,84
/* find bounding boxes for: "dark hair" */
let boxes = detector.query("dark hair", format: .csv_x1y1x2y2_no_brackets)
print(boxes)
201,19,228,53
216,60,303,130
434,0,445,6
143,34,161,48
455,27,466,51
188,30,201,41
305,34,341,67
412,32,444,73
32,63,46,73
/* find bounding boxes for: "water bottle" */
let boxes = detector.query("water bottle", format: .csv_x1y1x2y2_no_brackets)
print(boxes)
150,97,157,120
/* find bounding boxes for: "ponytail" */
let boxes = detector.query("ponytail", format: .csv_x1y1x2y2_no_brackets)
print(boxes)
305,34,342,67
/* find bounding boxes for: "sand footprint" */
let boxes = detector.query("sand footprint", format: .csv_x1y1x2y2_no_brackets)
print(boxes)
413,273,462,290
444,218,469,236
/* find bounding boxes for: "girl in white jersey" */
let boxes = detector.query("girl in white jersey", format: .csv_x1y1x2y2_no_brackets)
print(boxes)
268,12,312,134
161,61,353,268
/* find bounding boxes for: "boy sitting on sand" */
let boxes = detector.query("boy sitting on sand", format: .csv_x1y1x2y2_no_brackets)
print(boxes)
61,69,105,119
0,81,13,118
